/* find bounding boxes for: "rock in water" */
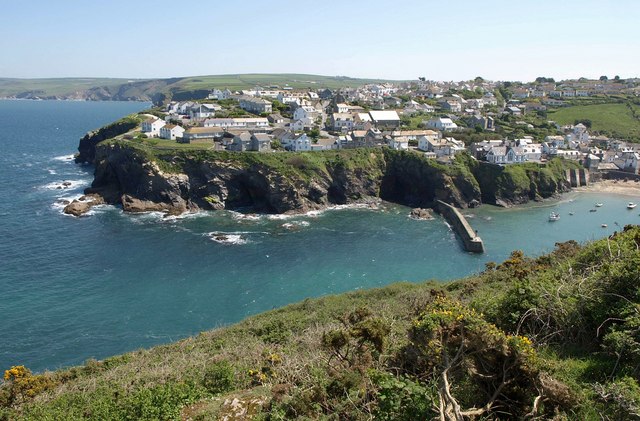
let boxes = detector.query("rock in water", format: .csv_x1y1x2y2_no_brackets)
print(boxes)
63,194,105,217
410,208,434,220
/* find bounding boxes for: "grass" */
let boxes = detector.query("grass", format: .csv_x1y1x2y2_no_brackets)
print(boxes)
548,102,640,141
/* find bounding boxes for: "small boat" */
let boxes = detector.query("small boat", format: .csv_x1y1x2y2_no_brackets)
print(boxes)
601,224,608,228
569,212,575,216
590,209,597,212
549,212,560,221
595,203,604,207
627,202,637,209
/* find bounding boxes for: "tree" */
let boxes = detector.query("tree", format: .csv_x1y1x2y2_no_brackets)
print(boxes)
599,75,609,81
308,128,320,140
474,76,484,83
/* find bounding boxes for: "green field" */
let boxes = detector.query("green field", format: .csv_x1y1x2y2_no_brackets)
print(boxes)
178,73,396,91
0,74,399,101
0,77,138,97
548,102,640,141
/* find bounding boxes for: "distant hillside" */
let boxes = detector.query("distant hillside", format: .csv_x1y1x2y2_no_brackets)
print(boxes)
0,74,398,104
548,101,640,141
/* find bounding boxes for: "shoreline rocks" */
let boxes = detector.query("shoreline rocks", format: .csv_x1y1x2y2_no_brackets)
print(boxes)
409,208,434,220
63,194,105,217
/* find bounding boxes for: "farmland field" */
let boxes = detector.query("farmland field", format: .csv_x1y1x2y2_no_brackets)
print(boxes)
548,102,640,141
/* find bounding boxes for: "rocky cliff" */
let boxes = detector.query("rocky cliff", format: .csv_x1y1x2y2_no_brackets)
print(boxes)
83,142,487,215
76,138,579,216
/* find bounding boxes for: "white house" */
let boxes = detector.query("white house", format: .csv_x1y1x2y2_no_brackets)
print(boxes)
486,146,527,164
336,103,349,113
331,113,354,131
189,103,221,120
388,136,409,150
417,132,441,152
203,118,269,129
159,124,185,140
288,133,311,152
208,89,229,100
293,106,318,121
141,117,165,137
425,117,458,131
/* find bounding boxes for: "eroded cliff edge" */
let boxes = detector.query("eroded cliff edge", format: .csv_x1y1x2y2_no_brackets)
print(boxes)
77,137,577,216
85,143,482,215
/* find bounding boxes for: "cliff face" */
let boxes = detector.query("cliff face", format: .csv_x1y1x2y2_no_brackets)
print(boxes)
85,140,578,215
88,143,485,215
460,154,575,207
75,116,142,164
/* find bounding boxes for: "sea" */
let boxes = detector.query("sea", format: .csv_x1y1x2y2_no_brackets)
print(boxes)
1,99,639,373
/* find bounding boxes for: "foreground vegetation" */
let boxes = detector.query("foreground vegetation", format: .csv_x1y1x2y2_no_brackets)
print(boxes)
3,225,640,420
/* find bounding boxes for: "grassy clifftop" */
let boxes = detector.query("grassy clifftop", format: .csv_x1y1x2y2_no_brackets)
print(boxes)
3,226,640,420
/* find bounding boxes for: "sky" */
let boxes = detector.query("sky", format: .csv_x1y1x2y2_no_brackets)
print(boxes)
1,0,639,82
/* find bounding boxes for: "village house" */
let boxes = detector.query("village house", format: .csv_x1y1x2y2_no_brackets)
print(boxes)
467,114,494,130
331,113,354,131
486,146,527,164
181,126,224,143
438,99,462,113
388,136,409,150
203,117,269,130
417,132,441,152
250,133,271,152
159,124,185,140
208,89,231,100
189,103,221,120
353,113,373,130
267,113,285,124
335,103,349,113
228,132,253,151
141,117,165,137
368,110,401,129
287,133,311,152
425,117,458,131
293,106,319,126
469,140,504,160
238,96,273,114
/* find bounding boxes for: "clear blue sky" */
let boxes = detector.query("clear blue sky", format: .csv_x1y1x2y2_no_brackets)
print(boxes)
1,0,638,82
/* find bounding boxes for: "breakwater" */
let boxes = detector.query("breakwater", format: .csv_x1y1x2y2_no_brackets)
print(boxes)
436,200,485,253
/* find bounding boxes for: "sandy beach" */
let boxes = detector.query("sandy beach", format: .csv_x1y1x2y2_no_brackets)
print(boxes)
575,179,640,197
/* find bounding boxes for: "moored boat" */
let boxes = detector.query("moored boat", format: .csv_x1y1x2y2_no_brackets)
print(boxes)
595,203,604,207
627,202,637,209
549,212,560,221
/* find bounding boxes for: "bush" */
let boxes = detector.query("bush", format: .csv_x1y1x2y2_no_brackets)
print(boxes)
203,360,236,395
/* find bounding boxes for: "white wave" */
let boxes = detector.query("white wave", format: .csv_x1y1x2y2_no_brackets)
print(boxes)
281,220,311,230
42,179,87,191
230,211,262,221
47,169,57,175
52,154,75,162
206,232,249,245
162,210,212,221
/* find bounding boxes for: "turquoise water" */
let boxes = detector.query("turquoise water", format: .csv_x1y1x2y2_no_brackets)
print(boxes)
1,100,639,373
